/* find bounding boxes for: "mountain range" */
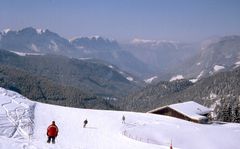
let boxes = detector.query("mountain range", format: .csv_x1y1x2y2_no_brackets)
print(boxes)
1,27,240,81
0,27,152,78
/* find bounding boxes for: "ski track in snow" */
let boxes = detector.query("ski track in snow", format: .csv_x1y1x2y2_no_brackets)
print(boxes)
122,122,159,145
0,89,36,149
121,119,181,147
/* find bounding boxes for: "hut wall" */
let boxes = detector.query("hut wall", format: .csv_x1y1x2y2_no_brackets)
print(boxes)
151,107,200,123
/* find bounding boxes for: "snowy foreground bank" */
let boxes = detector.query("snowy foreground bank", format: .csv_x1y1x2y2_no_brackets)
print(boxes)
0,87,240,149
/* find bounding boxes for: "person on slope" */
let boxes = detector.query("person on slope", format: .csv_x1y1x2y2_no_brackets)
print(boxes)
47,121,59,144
83,119,88,128
122,115,125,124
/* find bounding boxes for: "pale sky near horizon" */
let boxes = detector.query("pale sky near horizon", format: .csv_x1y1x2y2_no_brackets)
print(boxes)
0,0,240,42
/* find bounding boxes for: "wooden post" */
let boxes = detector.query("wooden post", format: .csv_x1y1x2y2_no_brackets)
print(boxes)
170,140,173,149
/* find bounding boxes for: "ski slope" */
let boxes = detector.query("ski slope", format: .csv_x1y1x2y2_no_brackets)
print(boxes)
0,87,240,149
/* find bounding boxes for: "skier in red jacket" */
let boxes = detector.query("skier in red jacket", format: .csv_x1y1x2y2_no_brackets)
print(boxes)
47,121,59,144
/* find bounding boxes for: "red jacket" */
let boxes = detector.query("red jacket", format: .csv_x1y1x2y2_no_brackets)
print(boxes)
47,124,58,137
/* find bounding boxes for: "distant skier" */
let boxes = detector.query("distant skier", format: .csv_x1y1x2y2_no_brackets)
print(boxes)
122,115,125,124
83,119,88,128
47,121,59,144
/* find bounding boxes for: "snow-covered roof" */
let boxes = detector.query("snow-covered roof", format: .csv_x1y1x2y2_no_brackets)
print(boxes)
169,101,212,120
149,101,212,120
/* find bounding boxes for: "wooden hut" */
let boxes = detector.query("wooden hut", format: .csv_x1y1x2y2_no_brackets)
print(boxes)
148,101,211,124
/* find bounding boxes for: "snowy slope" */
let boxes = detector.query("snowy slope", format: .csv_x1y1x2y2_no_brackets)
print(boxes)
0,87,240,149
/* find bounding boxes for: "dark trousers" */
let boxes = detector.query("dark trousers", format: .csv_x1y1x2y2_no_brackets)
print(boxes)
47,136,56,144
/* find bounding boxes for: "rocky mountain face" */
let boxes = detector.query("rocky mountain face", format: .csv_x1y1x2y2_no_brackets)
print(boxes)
71,36,120,51
0,27,77,55
0,28,153,78
71,36,153,78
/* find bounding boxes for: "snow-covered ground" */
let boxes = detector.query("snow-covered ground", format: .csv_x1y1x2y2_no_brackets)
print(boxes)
169,75,184,82
10,51,44,56
213,65,225,72
234,61,240,68
189,71,204,83
0,87,240,149
144,76,158,84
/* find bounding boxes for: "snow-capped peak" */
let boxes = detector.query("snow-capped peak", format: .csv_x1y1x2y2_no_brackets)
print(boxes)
126,76,134,81
90,35,116,42
70,35,109,42
131,38,178,45
36,28,46,34
69,36,82,42
131,38,157,44
131,38,180,49
91,35,101,39
2,28,11,34
108,65,114,69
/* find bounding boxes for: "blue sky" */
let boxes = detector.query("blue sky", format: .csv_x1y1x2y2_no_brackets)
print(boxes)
0,0,240,42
